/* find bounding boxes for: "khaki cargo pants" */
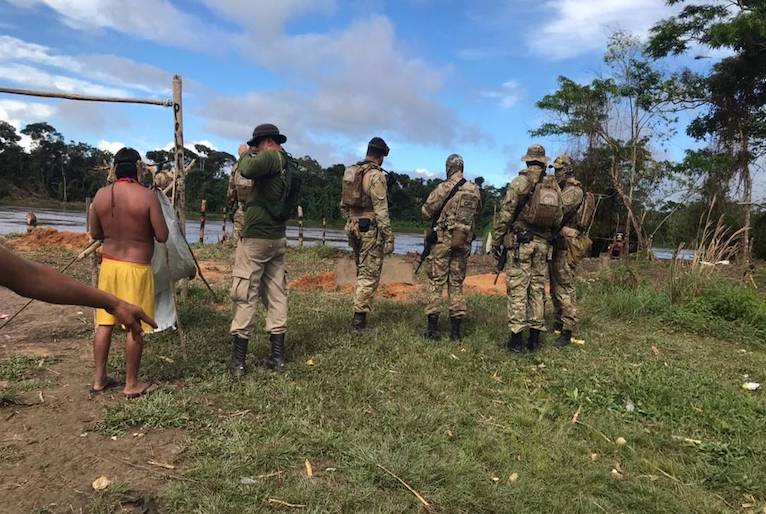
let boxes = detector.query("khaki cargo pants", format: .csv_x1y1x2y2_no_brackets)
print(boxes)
229,238,288,338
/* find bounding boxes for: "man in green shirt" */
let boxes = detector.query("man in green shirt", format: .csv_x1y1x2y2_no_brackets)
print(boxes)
229,123,294,376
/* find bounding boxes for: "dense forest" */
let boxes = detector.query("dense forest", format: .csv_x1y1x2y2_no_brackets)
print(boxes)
1,1,765,259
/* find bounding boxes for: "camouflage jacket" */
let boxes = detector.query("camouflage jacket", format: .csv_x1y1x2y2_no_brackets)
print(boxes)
340,160,392,243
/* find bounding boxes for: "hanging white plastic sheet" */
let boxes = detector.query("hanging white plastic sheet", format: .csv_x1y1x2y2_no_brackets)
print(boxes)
151,189,196,332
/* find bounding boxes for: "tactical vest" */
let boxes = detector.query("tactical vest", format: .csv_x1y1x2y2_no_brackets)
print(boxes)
232,165,253,205
520,174,563,229
341,161,375,210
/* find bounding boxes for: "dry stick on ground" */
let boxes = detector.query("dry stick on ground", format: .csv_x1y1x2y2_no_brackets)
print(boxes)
376,463,433,512
575,420,613,443
266,499,306,509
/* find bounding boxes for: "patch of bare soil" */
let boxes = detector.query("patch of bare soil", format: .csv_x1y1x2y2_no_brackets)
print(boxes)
289,272,421,301
0,288,183,514
198,260,230,284
7,227,91,253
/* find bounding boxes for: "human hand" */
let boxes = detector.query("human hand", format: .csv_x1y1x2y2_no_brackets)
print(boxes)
384,238,395,255
110,299,157,341
238,144,250,157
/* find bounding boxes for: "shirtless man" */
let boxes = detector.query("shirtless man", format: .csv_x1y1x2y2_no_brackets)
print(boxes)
89,147,168,398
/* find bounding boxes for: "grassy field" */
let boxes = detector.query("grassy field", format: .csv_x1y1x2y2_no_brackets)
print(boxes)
74,250,765,513
3,245,766,513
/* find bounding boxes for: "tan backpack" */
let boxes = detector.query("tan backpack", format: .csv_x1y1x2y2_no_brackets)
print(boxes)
573,191,597,232
442,184,481,248
341,162,373,209
521,174,563,228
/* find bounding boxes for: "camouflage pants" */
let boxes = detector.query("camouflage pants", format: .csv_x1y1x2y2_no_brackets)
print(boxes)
426,242,469,318
551,246,578,331
506,236,549,334
347,223,384,313
231,208,245,242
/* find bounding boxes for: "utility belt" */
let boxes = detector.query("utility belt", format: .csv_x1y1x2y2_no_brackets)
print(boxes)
511,228,553,261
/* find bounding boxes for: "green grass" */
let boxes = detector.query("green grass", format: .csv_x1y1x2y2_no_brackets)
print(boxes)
86,258,766,513
0,355,59,381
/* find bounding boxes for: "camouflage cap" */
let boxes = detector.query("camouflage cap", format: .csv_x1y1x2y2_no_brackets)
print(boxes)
521,144,549,165
446,153,464,177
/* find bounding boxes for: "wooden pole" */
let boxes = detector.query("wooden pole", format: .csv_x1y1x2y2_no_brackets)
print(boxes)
297,206,304,248
0,86,172,106
221,207,228,243
322,217,326,245
172,75,185,234
85,197,98,287
199,199,207,244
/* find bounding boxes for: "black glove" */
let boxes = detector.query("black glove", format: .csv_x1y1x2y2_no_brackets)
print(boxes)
491,245,503,261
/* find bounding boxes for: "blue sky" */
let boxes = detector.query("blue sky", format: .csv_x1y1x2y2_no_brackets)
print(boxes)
0,0,759,196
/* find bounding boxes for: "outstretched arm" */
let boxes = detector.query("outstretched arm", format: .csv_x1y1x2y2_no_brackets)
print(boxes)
0,245,157,338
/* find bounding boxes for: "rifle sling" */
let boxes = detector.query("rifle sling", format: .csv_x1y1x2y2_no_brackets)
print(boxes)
430,178,467,232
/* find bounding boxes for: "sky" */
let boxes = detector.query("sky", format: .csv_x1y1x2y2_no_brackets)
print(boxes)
0,0,761,197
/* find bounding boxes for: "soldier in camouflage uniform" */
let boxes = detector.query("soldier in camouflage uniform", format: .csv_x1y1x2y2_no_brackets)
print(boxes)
421,154,482,341
491,144,563,353
550,155,585,347
340,137,395,331
226,163,253,242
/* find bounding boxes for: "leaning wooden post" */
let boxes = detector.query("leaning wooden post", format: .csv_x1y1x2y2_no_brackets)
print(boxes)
322,216,327,245
85,197,98,287
172,75,185,234
199,199,207,244
297,206,304,248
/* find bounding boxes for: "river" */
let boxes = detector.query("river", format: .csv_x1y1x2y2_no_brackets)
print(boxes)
0,204,694,260
0,204,442,255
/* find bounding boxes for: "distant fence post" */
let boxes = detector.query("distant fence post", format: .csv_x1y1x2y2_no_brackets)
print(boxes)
322,217,327,245
221,207,228,243
297,206,304,248
199,199,207,244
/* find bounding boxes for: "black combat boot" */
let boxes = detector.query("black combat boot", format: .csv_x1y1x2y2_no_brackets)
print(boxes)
229,335,248,378
553,321,563,333
262,333,286,373
450,317,462,342
422,314,440,340
554,329,572,348
352,312,367,332
506,332,524,353
527,329,541,353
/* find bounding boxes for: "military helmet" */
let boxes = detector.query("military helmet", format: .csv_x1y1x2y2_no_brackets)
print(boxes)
521,144,549,165
446,153,464,177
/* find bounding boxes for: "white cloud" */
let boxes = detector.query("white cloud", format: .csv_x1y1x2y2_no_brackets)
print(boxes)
10,0,228,51
200,0,336,37
529,0,674,59
96,140,125,154
0,63,132,97
481,80,524,109
413,168,436,179
0,99,56,128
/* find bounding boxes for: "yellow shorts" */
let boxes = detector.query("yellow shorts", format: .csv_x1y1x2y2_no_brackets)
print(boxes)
95,257,155,333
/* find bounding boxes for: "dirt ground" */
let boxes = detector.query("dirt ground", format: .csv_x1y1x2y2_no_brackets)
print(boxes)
0,287,184,514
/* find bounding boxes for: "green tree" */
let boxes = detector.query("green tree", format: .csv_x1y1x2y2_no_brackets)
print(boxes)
648,0,766,263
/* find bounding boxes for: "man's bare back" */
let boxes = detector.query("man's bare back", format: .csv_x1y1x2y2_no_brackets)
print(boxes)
90,182,169,264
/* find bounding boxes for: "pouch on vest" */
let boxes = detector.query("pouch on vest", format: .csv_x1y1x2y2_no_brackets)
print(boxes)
445,187,480,249
521,175,563,228
341,163,371,209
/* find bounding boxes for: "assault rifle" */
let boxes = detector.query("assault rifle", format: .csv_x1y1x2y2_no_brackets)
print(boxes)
493,167,547,284
415,177,467,274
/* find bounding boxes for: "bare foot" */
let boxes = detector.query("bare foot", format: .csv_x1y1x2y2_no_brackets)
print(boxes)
89,376,118,395
123,382,158,399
